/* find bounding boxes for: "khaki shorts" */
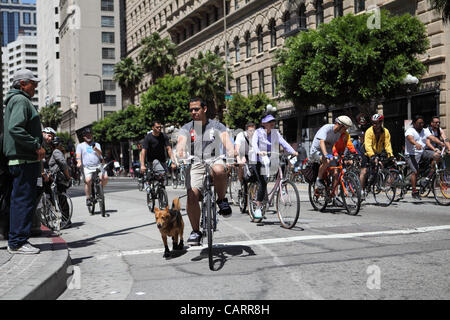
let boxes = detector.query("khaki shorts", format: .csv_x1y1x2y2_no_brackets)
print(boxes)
185,159,225,192
83,165,107,180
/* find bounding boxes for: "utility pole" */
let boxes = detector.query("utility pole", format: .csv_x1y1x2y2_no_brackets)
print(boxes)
0,21,3,133
223,0,230,116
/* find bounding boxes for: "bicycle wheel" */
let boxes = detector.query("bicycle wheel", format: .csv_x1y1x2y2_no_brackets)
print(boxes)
157,186,169,209
88,184,96,214
96,183,106,217
433,170,450,206
340,172,361,215
308,181,327,212
247,183,263,223
147,190,155,213
57,193,73,229
238,183,248,214
372,171,396,207
173,171,179,189
204,187,214,270
276,180,300,229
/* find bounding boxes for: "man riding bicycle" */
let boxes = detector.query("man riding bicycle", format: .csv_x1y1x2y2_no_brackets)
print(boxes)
359,114,394,195
76,128,108,208
426,116,450,153
177,98,235,246
250,114,298,219
310,116,353,191
235,122,256,185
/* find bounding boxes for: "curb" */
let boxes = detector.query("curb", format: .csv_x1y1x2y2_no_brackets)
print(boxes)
3,226,71,300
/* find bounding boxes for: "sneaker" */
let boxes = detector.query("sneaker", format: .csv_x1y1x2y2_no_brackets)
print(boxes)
217,198,232,218
412,191,421,200
86,198,92,207
316,179,325,190
187,231,203,246
7,242,40,255
253,207,263,219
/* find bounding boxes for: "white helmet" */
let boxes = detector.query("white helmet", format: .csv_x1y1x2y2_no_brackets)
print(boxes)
42,127,56,135
336,115,353,127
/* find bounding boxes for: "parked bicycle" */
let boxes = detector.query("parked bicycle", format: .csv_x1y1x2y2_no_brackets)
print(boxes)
308,155,362,215
144,164,168,213
247,153,300,229
86,162,111,217
38,171,73,234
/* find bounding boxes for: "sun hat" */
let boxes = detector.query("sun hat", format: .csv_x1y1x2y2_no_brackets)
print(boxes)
261,114,276,123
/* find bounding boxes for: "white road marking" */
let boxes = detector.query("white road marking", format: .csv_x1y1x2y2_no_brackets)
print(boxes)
96,224,450,260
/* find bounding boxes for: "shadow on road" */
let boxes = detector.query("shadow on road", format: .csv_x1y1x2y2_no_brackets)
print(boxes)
191,244,256,271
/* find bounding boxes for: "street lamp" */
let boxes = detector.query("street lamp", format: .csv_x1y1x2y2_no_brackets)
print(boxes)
84,73,103,120
266,104,277,113
402,74,419,120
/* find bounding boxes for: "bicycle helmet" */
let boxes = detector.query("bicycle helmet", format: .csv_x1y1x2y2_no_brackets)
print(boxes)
82,127,92,136
371,114,384,122
336,115,353,127
42,127,56,135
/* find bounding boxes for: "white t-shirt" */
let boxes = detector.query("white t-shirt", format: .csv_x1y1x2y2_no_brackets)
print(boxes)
235,131,250,158
404,127,431,157
310,124,341,155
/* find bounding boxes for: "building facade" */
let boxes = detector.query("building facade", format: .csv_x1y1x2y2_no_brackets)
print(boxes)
0,0,37,47
36,0,62,115
1,34,39,108
58,0,123,139
124,0,450,154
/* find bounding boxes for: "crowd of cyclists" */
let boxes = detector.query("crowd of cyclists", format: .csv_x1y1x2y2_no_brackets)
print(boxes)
40,97,450,244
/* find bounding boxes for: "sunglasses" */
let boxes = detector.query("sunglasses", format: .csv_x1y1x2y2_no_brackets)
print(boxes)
190,107,201,112
154,126,162,129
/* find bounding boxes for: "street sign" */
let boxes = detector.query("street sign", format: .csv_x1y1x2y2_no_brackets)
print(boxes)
89,90,105,104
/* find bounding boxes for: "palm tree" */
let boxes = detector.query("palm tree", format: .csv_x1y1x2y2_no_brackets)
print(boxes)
138,33,177,83
39,104,63,130
429,0,450,23
185,50,232,119
114,57,144,106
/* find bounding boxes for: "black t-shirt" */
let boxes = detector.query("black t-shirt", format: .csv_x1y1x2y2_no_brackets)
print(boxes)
143,132,170,163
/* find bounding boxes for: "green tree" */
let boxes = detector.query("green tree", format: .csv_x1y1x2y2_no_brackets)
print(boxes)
185,50,232,119
114,57,144,106
276,10,429,140
224,93,276,129
138,33,177,83
39,104,63,130
56,131,75,152
429,0,450,23
140,74,191,127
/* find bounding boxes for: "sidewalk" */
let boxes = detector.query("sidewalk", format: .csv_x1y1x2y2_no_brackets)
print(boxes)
0,226,71,300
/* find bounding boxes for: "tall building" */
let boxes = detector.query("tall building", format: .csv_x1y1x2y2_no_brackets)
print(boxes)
2,34,39,108
124,0,450,155
59,0,123,137
0,0,37,47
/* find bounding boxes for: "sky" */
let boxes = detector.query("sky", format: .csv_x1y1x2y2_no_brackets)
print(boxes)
21,0,36,4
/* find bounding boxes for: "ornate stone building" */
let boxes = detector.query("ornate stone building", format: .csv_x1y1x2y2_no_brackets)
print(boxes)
124,0,449,153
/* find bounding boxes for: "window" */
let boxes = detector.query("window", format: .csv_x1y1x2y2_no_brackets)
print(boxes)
269,20,276,48
271,67,277,97
258,70,264,93
234,37,240,62
25,44,37,49
226,41,230,63
23,12,31,25
101,0,114,11
245,32,251,58
316,0,324,26
299,4,307,29
247,74,252,95
354,0,365,13
56,52,59,59
334,0,343,17
102,64,115,76
257,26,263,53
103,80,116,91
55,37,59,44
235,0,239,10
102,48,115,59
105,95,116,106
225,1,230,15
102,32,115,43
101,16,114,27
55,7,58,14
236,77,241,94
284,12,291,34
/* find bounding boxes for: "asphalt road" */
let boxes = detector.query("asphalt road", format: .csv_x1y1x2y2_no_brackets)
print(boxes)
58,177,450,301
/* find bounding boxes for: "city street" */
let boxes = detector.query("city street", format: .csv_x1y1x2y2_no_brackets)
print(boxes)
57,177,450,300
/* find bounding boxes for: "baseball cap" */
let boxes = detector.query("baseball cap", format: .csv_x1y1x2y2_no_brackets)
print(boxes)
12,69,40,83
261,114,276,123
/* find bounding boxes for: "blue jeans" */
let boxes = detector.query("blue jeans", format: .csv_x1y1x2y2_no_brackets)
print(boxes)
8,162,40,249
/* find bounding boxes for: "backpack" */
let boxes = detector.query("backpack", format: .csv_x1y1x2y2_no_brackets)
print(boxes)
0,132,12,239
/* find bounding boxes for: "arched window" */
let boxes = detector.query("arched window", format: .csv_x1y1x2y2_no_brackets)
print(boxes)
284,12,291,34
245,32,251,58
256,25,263,53
269,19,277,48
299,4,307,29
234,37,240,62
334,0,343,17
315,0,324,26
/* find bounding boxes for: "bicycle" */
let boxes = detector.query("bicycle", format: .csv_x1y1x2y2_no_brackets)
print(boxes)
308,155,362,215
432,148,450,206
247,153,300,229
362,154,397,207
226,164,240,206
172,163,186,189
144,164,169,213
38,171,73,234
86,162,111,217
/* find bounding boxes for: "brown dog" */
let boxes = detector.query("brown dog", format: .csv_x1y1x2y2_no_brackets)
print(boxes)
154,197,184,258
